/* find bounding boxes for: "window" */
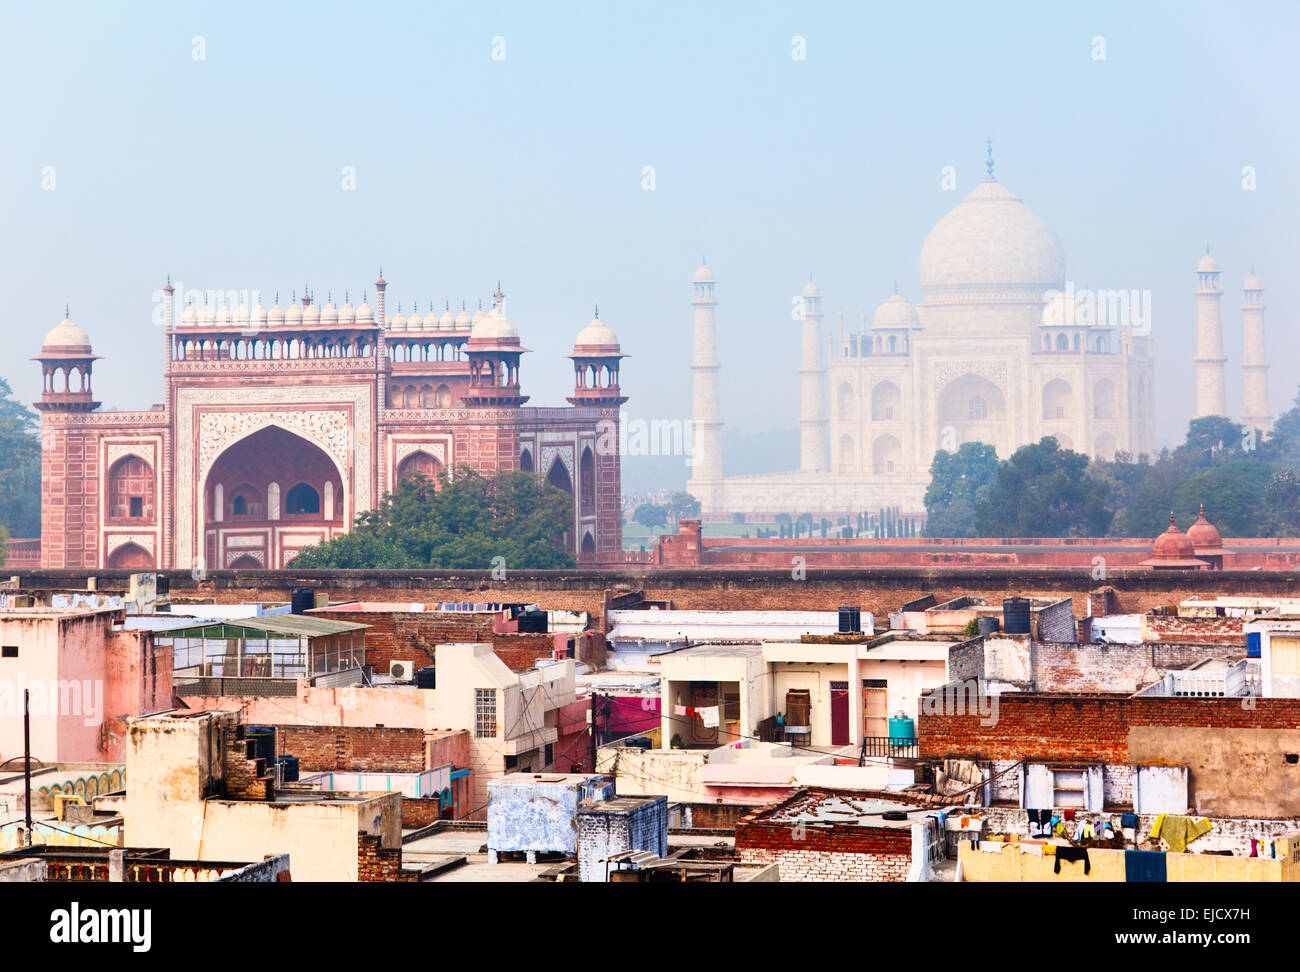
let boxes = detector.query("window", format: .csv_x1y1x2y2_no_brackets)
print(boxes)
1,646,16,658
475,688,497,738
232,495,247,516
129,497,143,518
1272,636,1300,676
1051,767,1087,808
969,398,989,420
544,743,554,767
285,483,321,515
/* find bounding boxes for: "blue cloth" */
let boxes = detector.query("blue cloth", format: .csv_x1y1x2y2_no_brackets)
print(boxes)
1125,850,1167,882
1120,813,1139,829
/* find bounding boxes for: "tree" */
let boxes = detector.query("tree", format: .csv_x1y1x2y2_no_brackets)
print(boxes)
924,442,998,537
0,378,41,539
666,491,701,525
1267,468,1300,535
292,467,575,569
633,503,669,529
975,437,1113,537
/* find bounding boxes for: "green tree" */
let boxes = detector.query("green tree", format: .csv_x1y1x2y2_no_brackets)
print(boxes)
975,437,1112,537
924,442,998,537
293,467,575,569
666,491,701,525
633,503,669,529
0,378,41,539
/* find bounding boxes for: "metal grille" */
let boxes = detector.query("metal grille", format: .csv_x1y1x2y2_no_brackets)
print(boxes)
475,688,497,738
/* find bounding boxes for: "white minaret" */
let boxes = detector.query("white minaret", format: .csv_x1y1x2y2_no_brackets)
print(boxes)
1241,271,1271,432
797,280,828,473
1194,249,1227,418
688,262,724,487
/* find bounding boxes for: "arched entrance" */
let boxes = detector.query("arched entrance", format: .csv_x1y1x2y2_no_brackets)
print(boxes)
204,425,345,570
546,458,574,553
937,373,1007,456
108,542,153,569
396,450,444,485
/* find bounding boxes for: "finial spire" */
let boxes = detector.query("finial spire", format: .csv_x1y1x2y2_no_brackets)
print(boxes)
64,302,69,318
594,302,599,319
985,137,995,180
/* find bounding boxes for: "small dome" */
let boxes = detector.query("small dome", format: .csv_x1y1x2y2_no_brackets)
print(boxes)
471,307,519,340
268,301,285,324
303,301,320,324
1244,273,1264,291
389,307,407,331
285,301,303,324
1152,513,1196,560
234,303,250,325
1197,251,1219,273
440,310,456,329
456,308,472,329
472,307,485,323
800,281,820,298
693,264,715,283
199,303,216,324
355,299,373,321
338,299,355,324
574,317,619,348
251,303,267,326
407,305,422,329
320,300,338,325
181,304,197,325
215,303,232,325
1186,505,1223,550
42,314,92,351
872,293,919,330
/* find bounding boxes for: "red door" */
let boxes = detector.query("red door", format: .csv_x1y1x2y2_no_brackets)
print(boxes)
830,681,849,746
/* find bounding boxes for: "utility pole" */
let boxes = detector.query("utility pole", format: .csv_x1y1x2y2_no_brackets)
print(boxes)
588,692,600,773
23,689,33,846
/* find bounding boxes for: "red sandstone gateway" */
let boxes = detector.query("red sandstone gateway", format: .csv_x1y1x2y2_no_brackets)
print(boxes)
31,277,626,570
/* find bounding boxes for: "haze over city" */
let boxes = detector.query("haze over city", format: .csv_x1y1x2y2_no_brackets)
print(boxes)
3,1,1298,491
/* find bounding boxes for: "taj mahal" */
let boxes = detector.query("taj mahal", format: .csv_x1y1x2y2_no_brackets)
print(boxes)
686,150,1270,518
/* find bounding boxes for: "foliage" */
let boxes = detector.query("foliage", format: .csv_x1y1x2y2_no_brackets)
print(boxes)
667,491,701,524
0,378,41,539
632,503,669,529
292,466,575,569
974,437,1113,537
924,442,998,537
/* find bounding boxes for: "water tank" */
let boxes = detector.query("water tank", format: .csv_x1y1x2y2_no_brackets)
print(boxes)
837,606,861,634
415,666,437,690
888,717,916,741
1002,597,1031,635
290,588,315,615
518,609,549,633
976,616,1000,637
245,726,275,762
276,755,299,783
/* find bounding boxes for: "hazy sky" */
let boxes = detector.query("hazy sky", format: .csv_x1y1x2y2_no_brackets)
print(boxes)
3,1,1297,492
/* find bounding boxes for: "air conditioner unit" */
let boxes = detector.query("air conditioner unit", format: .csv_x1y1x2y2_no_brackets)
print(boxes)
390,660,415,682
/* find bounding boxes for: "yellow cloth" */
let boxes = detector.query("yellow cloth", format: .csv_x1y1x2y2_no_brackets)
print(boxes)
988,835,1005,842
1042,844,1057,856
1153,814,1213,853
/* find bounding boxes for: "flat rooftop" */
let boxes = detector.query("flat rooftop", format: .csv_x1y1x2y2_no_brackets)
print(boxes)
755,791,930,830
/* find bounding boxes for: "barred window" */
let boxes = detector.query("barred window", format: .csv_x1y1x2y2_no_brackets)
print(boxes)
475,688,497,738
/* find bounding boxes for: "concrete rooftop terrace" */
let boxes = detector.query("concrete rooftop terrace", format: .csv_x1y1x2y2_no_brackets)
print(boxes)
756,791,931,830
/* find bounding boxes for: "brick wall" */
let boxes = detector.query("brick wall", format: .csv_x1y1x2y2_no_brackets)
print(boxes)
918,692,1300,764
356,833,416,882
1031,641,1244,694
400,797,443,828
1142,615,1246,645
734,798,913,883
276,725,426,772
1035,599,1076,641
222,725,273,800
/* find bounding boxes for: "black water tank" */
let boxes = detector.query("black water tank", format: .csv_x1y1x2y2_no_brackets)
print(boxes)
245,726,275,761
276,755,299,783
290,588,314,615
1002,597,1031,635
415,666,437,690
976,616,1000,637
838,606,861,634
518,609,549,633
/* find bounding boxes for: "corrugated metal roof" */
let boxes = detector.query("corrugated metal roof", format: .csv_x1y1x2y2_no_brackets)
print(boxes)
151,615,368,638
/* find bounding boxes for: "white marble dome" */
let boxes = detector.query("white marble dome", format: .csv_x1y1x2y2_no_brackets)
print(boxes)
800,281,820,298
919,180,1065,296
574,317,619,348
693,264,715,283
355,298,373,321
872,293,918,329
471,307,518,340
181,304,197,325
1198,252,1220,273
268,301,285,324
43,314,92,350
1244,273,1263,290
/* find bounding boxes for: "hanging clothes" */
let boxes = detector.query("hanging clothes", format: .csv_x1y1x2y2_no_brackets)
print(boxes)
1125,849,1167,883
1120,813,1139,830
1055,847,1091,875
1153,815,1213,854
698,706,720,728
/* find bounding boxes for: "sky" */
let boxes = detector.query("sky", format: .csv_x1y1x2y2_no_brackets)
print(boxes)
2,0,1297,493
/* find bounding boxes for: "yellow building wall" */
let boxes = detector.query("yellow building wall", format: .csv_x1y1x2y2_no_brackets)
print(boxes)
959,843,1292,883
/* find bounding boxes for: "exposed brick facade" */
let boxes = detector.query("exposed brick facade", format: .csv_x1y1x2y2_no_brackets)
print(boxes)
356,833,416,882
276,725,427,773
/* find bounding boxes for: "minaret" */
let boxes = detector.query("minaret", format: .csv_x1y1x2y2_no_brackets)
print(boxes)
797,280,828,473
1193,248,1227,418
688,262,723,485
1241,271,1271,432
